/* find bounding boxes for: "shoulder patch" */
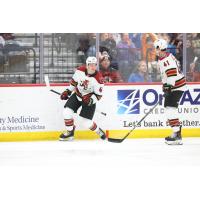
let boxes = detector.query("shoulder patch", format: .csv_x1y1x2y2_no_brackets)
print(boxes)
77,65,87,72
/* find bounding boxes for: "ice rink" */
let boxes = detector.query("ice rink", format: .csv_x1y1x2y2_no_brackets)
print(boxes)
1,138,200,200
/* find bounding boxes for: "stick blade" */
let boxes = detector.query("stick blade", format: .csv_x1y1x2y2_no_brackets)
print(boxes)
101,112,107,116
107,137,124,143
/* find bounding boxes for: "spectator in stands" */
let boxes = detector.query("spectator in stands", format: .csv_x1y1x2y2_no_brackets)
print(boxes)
0,33,27,74
0,33,15,41
190,33,200,48
0,33,21,48
77,34,90,63
175,36,183,69
165,33,183,67
187,39,196,65
0,35,5,48
0,35,5,68
162,34,176,56
86,33,96,57
191,69,200,81
141,33,158,81
129,33,142,48
168,33,182,49
99,52,123,83
116,33,137,81
100,33,109,42
100,33,117,61
186,39,196,81
0,33,22,55
190,60,200,81
128,60,152,82
0,34,14,60
129,33,142,61
186,37,200,81
141,33,157,62
110,33,121,44
189,33,200,69
117,33,136,57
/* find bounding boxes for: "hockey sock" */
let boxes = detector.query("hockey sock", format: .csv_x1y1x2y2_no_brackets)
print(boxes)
64,119,74,131
165,106,181,136
79,117,102,136
89,122,98,132
79,117,98,131
168,118,181,137
63,107,75,131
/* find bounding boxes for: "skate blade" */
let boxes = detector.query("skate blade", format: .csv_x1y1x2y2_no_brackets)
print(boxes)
59,137,74,141
100,135,106,140
97,133,106,140
165,140,183,145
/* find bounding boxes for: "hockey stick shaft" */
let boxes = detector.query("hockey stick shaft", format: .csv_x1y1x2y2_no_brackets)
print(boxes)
44,75,62,96
50,89,61,95
108,101,160,143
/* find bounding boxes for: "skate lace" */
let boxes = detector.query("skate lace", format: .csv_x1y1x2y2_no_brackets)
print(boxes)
63,131,73,137
171,132,177,138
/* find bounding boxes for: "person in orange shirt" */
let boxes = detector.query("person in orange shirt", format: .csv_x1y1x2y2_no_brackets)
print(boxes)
141,33,157,62
141,33,158,81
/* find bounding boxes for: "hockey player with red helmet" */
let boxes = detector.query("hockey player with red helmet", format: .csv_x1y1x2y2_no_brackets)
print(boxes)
154,39,187,145
59,56,106,141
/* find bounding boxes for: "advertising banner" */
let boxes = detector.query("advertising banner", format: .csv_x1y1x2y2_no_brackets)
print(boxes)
98,84,200,130
0,83,200,141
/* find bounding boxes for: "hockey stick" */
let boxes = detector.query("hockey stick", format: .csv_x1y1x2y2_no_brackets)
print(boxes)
107,101,160,143
44,75,61,95
44,75,107,116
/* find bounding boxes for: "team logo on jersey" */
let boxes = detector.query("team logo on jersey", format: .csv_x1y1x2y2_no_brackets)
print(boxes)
117,90,140,114
80,80,89,90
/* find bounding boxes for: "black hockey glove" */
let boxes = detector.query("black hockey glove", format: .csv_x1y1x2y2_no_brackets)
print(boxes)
60,89,72,100
162,83,172,96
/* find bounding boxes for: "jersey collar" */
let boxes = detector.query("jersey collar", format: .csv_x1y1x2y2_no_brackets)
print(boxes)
159,52,170,61
85,69,97,77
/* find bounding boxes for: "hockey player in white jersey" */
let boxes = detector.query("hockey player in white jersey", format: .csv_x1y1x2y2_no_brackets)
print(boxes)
154,39,186,145
59,56,106,141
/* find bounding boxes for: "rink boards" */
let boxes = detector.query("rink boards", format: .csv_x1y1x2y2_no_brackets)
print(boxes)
0,83,200,141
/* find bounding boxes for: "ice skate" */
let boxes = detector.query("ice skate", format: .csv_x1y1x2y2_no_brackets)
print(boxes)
96,128,106,140
165,126,183,145
59,127,75,141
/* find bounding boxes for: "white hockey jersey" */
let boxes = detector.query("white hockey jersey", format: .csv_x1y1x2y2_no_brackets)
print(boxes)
157,52,186,91
68,65,104,103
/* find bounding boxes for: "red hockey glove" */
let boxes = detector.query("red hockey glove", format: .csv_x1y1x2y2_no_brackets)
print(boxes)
60,89,72,100
82,94,93,106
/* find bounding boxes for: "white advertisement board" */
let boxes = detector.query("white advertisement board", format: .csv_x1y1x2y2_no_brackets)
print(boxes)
98,84,200,130
0,83,200,140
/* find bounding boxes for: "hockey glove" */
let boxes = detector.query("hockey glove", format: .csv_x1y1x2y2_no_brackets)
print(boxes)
162,83,172,96
60,89,72,100
82,95,93,106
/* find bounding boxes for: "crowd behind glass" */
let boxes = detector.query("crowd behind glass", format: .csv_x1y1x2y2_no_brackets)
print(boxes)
0,33,200,84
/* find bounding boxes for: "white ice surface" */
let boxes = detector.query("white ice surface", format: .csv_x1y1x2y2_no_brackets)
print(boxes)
1,138,200,200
